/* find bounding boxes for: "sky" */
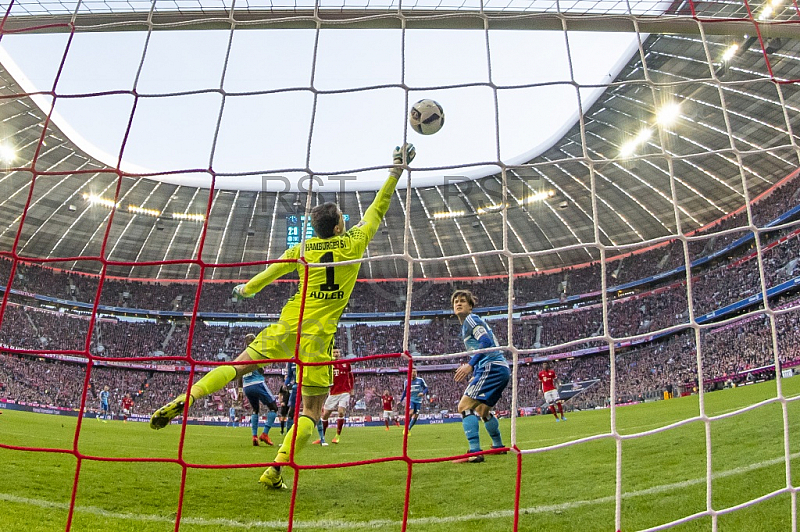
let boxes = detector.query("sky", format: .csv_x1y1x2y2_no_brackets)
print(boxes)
0,27,644,192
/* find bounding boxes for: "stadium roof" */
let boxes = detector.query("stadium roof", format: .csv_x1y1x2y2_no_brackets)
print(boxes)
1,5,799,280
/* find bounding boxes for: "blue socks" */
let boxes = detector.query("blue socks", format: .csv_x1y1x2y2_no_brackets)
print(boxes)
483,414,503,448
264,411,277,436
252,412,279,438
317,419,326,442
461,412,481,453
461,410,503,452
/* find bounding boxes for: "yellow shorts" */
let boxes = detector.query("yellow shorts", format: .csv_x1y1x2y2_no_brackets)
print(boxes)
303,385,331,397
244,322,334,390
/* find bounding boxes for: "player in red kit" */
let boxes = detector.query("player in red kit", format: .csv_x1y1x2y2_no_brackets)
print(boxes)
313,348,354,445
381,389,400,430
121,394,134,423
538,362,566,421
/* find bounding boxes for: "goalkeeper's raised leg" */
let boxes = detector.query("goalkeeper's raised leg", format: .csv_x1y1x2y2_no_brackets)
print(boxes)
150,393,194,430
149,364,240,430
149,285,272,430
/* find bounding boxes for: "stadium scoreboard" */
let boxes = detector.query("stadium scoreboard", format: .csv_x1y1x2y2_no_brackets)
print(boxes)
286,214,350,247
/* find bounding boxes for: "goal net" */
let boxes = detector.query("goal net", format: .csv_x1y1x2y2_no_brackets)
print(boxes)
1,1,800,531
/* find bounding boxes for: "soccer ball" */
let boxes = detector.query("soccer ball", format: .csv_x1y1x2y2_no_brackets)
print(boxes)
409,99,445,135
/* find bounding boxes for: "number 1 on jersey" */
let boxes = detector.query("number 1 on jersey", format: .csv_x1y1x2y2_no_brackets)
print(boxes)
319,251,340,292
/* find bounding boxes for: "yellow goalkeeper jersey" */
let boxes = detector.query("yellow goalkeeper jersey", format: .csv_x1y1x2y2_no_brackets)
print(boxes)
243,174,398,342
269,223,372,338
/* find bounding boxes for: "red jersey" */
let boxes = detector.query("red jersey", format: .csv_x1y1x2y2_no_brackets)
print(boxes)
538,369,557,393
121,397,134,410
381,394,394,411
330,361,354,395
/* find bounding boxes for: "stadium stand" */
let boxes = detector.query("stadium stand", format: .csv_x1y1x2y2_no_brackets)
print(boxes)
4,178,800,419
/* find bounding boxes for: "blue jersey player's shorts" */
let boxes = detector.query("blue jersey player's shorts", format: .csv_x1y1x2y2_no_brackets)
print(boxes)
244,383,278,415
464,361,510,407
101,402,109,412
409,401,422,414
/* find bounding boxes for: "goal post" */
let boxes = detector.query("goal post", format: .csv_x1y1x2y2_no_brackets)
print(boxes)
5,6,800,38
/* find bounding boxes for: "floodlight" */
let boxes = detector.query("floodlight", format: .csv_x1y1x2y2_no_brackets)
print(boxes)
656,102,681,127
82,193,119,209
0,144,16,163
517,190,554,206
619,138,640,157
722,44,738,62
433,210,466,219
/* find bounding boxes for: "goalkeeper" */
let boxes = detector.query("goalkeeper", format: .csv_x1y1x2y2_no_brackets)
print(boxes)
150,143,415,490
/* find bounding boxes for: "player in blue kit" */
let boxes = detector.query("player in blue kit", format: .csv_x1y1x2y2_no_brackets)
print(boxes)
97,385,110,423
399,369,428,433
239,333,279,446
451,289,510,463
279,361,298,434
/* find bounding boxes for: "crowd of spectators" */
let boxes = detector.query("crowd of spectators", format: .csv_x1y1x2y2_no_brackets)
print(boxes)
3,172,800,417
2,223,799,365
2,168,799,316
0,353,290,419
4,296,799,417
0,305,39,349
2,223,799,366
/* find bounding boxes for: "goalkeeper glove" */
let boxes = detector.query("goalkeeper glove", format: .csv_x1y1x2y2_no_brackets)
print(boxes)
232,283,254,301
389,143,416,178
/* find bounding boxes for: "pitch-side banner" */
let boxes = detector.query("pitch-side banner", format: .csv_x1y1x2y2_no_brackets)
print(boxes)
558,379,601,401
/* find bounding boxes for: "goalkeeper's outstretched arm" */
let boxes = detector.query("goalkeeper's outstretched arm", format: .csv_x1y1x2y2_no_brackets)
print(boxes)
356,143,415,243
232,247,299,300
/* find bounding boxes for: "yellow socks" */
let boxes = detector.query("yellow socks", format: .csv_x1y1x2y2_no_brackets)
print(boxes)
276,415,316,461
190,366,237,399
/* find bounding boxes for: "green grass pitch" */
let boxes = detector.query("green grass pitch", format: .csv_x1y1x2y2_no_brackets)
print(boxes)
2,378,799,532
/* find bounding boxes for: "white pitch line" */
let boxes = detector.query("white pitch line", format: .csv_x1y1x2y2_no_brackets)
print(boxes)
2,452,798,530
